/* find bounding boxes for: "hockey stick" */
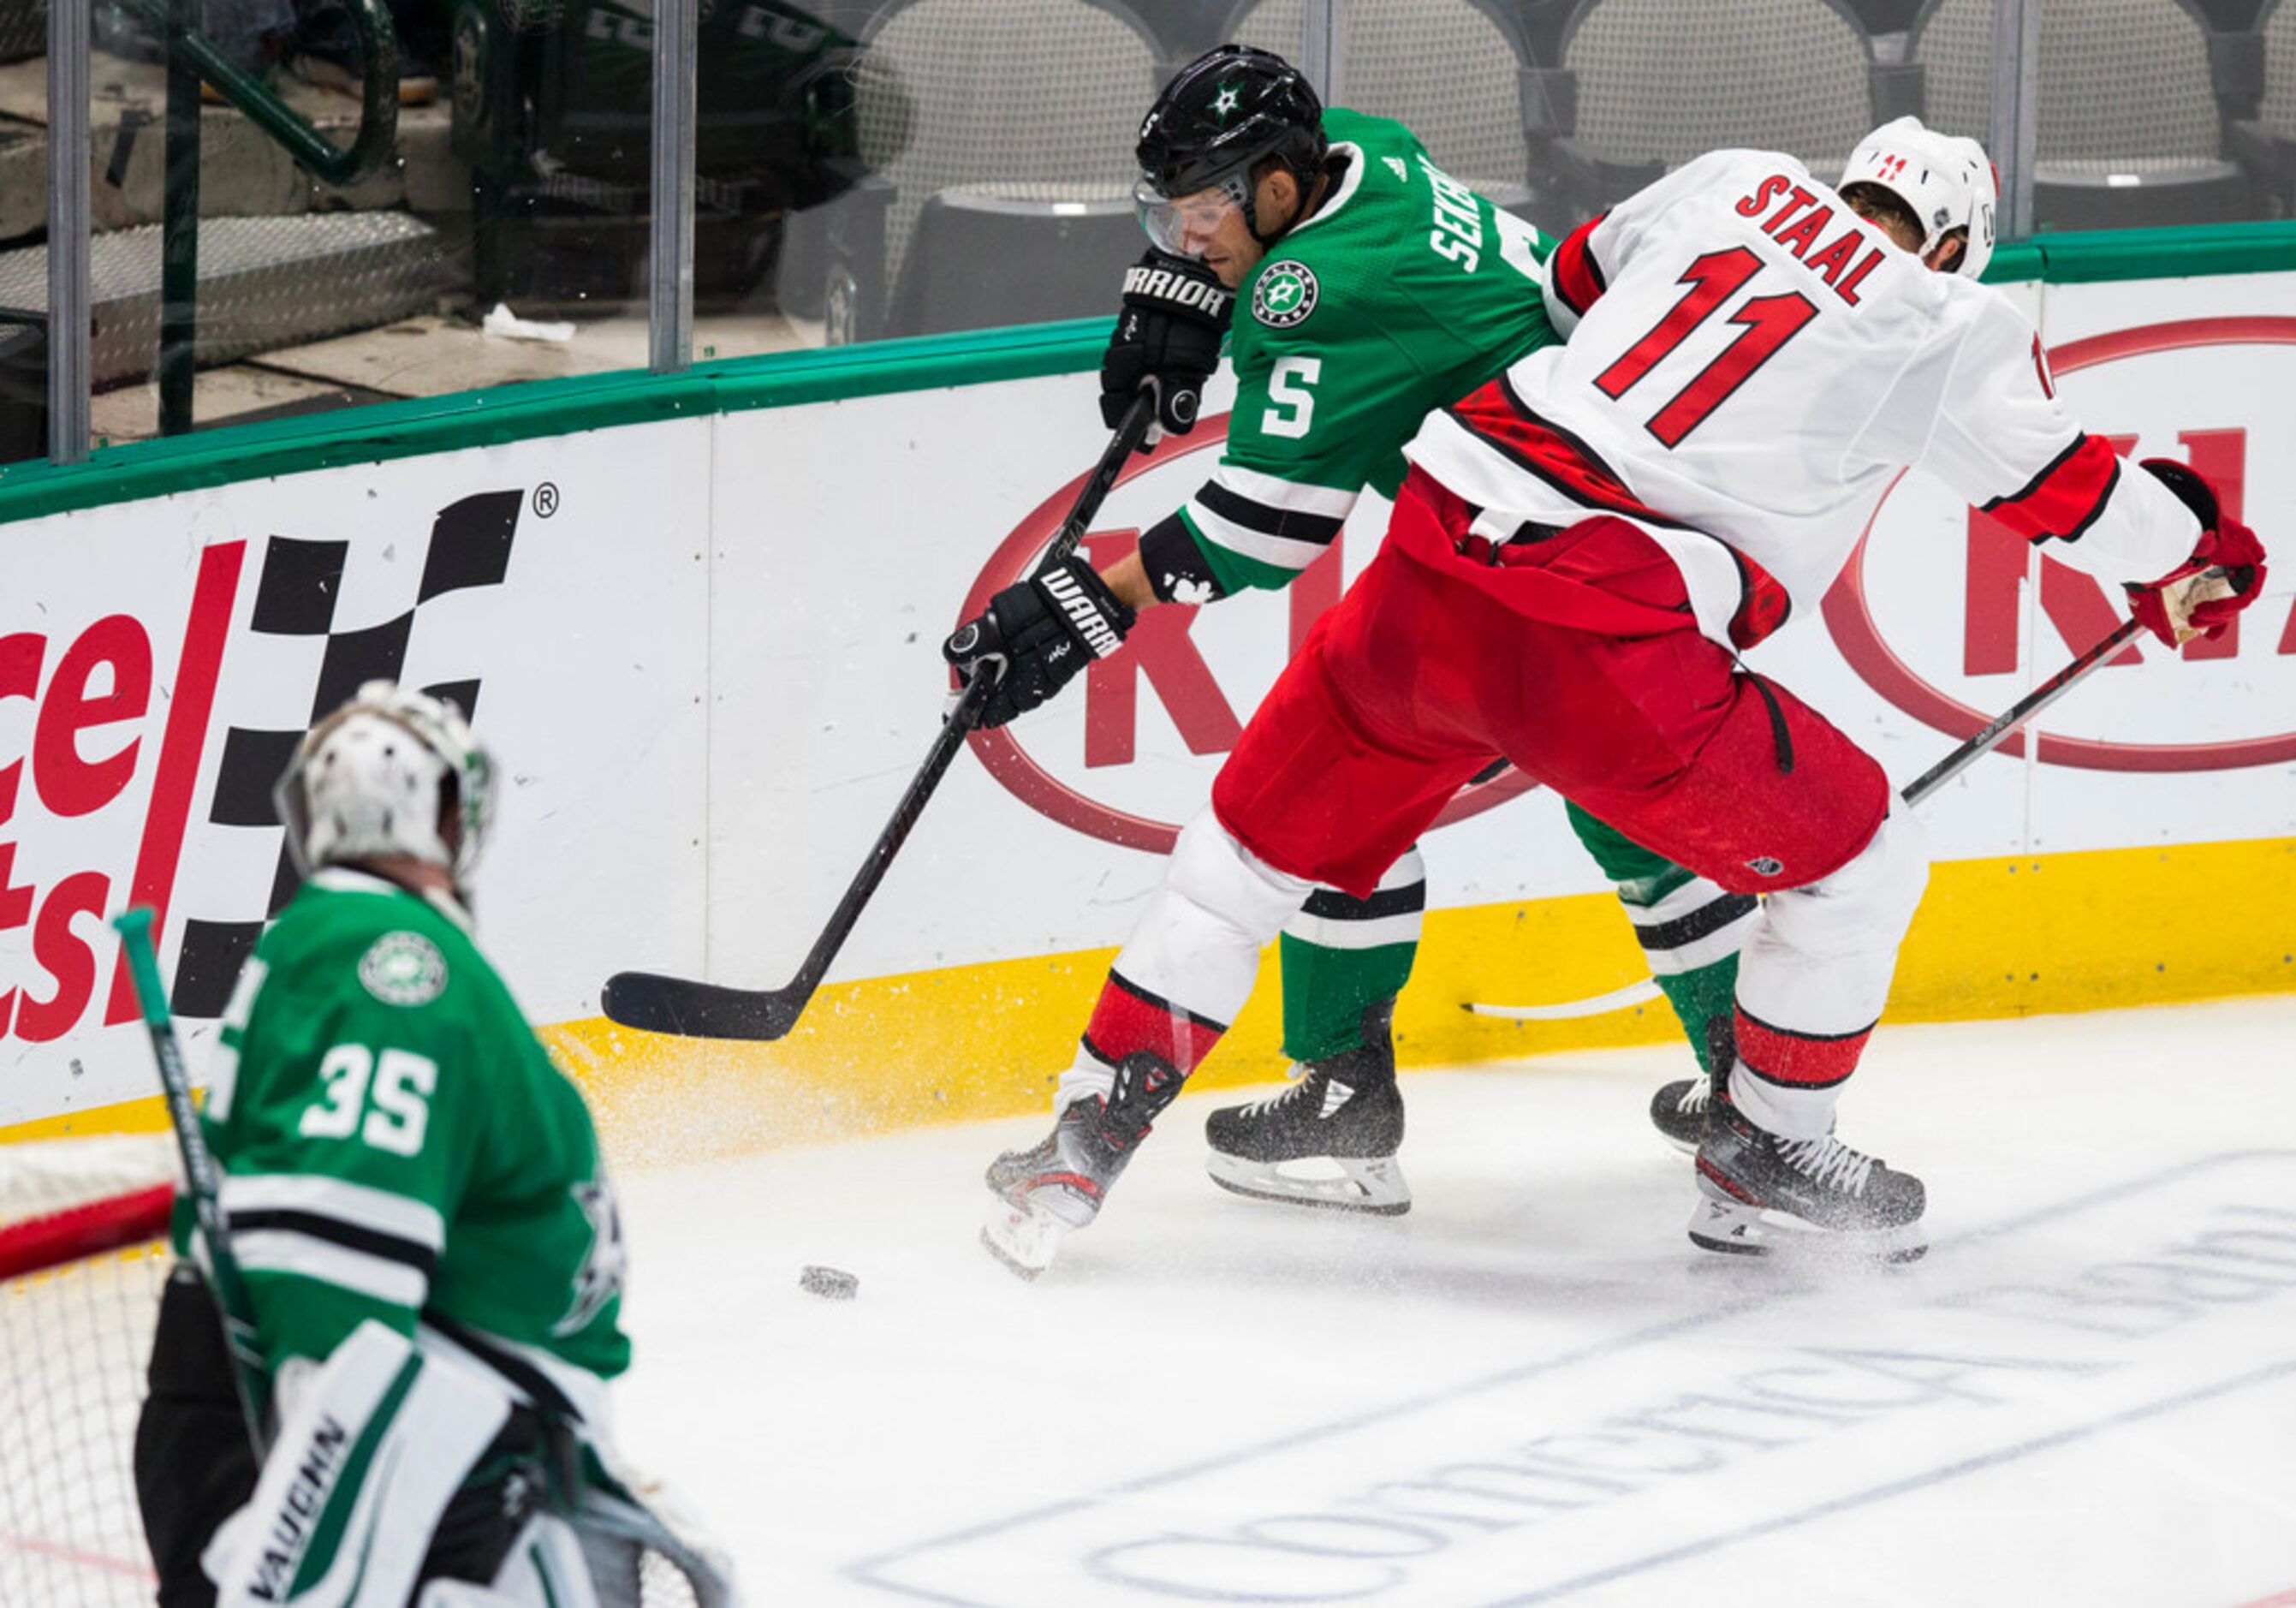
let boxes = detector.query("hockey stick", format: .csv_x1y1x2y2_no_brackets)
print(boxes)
600,390,1160,1040
1464,611,2151,1020
113,907,271,1456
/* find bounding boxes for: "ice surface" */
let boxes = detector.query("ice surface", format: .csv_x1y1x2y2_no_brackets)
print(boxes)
610,994,2296,1608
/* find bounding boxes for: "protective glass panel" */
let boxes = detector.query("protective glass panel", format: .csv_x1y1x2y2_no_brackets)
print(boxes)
45,0,654,450
1519,0,1880,240
761,0,1202,347
0,0,52,463
1918,0,2275,233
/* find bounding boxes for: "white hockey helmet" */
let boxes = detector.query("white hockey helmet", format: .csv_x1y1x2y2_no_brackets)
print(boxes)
1840,115,1996,279
275,682,496,892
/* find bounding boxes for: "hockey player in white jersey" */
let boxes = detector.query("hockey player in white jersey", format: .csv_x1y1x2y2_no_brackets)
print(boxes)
983,116,2267,1267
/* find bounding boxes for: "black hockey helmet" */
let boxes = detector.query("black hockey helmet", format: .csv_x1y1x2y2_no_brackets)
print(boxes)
1134,45,1327,248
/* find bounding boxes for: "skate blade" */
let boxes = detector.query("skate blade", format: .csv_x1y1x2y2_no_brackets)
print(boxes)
1657,1127,1702,1160
1205,1152,1411,1216
1687,1192,1928,1265
980,1200,1075,1281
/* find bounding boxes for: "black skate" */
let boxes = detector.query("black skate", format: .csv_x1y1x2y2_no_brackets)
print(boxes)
1690,1086,1926,1262
1651,1015,1734,1157
1648,1075,1710,1157
981,1050,1183,1279
1204,1001,1409,1215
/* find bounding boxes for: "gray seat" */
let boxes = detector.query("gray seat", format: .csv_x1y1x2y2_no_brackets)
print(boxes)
1230,0,1531,201
1541,0,1880,223
2264,0,2296,135
2227,0,2296,213
785,0,1159,342
1913,0,2250,229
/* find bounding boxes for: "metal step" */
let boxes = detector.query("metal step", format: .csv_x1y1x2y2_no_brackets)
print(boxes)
0,210,444,388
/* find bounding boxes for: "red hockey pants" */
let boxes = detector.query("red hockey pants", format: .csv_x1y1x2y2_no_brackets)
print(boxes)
1209,469,1916,1134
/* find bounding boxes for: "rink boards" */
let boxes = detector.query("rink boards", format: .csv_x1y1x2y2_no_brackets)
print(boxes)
0,269,2290,1147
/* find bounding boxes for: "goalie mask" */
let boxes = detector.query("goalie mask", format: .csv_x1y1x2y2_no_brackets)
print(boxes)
1841,116,1996,279
276,682,497,895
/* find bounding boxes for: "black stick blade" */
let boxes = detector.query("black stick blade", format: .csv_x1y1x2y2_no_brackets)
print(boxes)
600,971,808,1041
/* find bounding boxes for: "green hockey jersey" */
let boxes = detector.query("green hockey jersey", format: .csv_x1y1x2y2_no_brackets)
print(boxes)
174,867,629,1398
1160,108,1561,598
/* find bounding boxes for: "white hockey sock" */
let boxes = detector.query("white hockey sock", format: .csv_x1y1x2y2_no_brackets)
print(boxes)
1055,1053,1116,1117
1728,1062,1838,1141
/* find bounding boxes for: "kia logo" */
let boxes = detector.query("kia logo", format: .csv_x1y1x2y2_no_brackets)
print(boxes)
959,416,1536,853
1823,316,2296,773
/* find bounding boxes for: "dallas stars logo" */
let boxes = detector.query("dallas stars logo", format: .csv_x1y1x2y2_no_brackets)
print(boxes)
1252,259,1319,328
357,931,447,1006
553,1174,628,1337
1210,82,1241,122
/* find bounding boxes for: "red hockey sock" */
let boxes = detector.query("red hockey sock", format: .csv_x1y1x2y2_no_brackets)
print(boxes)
1081,970,1228,1075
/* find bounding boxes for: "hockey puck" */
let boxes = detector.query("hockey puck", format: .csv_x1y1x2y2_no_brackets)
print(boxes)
799,1265,859,1301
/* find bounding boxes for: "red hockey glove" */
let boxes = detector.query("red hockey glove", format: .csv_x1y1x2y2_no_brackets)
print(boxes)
2125,460,2268,647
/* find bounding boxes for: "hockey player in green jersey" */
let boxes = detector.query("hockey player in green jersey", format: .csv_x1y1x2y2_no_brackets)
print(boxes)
133,683,729,1607
943,46,1749,1266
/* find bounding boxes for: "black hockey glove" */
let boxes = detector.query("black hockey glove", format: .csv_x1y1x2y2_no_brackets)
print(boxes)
1101,249,1233,446
943,557,1138,729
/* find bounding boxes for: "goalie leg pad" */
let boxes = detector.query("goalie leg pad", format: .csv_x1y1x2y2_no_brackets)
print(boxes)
417,1515,603,1608
207,1319,515,1607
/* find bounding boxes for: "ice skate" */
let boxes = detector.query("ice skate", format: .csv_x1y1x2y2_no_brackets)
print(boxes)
1650,1014,1735,1156
981,1051,1183,1279
1690,1085,1926,1262
1648,1075,1711,1157
1204,1001,1409,1215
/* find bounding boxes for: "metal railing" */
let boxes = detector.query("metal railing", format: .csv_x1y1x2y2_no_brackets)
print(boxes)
134,0,400,436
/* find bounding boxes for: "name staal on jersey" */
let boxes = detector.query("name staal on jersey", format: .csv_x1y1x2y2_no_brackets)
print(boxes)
1404,147,2200,649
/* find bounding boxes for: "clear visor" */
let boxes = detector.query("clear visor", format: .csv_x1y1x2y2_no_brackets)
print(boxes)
1134,170,1251,258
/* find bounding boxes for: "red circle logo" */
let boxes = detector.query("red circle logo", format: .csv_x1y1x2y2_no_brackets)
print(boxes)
1823,316,2296,772
958,416,1538,852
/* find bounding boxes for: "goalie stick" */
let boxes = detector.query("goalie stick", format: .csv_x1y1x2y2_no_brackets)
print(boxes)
1466,610,2151,1021
114,906,271,1456
600,391,1159,1040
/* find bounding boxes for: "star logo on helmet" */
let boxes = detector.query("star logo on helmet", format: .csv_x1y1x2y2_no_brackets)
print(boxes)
1210,82,1240,122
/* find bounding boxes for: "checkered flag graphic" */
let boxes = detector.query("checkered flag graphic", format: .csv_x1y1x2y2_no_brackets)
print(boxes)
170,490,522,1016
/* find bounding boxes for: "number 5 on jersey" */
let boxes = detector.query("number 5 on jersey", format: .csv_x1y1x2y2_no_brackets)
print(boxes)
1264,355,1321,438
300,1045,438,1157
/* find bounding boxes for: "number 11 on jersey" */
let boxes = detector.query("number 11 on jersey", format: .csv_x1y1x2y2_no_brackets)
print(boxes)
1597,247,1817,447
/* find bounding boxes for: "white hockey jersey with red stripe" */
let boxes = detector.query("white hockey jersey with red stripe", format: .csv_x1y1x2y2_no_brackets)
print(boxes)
1402,148,2200,649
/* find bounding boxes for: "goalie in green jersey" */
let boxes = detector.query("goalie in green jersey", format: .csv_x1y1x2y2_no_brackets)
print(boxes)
133,684,729,1607
946,46,1750,1245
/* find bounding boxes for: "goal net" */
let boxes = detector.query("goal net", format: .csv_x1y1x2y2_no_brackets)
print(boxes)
0,1135,729,1607
0,1135,176,1607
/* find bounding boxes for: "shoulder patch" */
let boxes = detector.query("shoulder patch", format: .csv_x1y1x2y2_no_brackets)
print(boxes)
360,931,449,1006
1252,260,1319,329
